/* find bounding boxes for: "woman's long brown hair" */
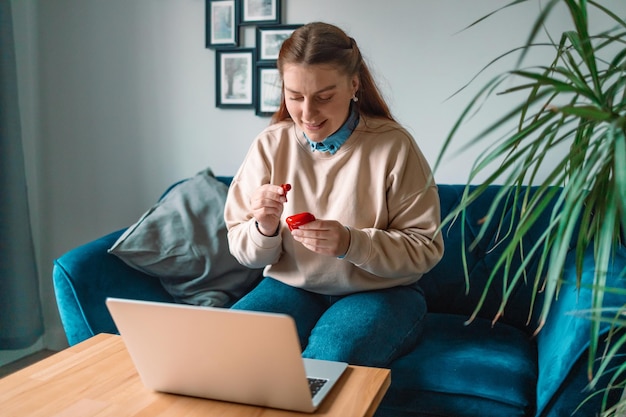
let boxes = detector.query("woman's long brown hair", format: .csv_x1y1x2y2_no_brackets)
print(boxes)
270,22,394,124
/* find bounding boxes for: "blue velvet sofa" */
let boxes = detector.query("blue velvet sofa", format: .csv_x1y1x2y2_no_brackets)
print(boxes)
53,176,626,417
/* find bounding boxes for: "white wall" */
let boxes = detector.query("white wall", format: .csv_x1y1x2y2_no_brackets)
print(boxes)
10,0,625,351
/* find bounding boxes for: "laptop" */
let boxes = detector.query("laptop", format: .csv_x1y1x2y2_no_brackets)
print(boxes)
105,297,348,412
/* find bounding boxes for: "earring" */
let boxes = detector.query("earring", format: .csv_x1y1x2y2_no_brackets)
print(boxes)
352,95,359,102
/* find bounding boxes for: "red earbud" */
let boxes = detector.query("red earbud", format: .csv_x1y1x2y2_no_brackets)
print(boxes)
281,183,292,201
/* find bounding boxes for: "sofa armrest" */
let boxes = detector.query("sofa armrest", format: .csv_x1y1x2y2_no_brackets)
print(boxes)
535,246,626,416
53,229,174,346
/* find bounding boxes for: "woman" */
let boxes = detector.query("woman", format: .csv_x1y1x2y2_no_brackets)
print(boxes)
224,22,444,367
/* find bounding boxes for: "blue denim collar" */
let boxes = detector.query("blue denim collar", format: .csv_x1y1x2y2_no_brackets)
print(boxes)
304,104,360,155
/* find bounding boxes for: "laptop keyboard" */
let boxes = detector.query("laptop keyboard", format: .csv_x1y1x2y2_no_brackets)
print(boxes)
308,377,329,397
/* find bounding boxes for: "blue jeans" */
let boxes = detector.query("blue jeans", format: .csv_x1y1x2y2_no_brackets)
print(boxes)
230,277,427,367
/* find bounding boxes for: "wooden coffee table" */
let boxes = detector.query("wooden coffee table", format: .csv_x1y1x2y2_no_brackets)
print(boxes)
0,333,390,416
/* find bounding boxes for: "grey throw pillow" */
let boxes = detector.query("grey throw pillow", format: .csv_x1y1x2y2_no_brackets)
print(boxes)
108,168,261,306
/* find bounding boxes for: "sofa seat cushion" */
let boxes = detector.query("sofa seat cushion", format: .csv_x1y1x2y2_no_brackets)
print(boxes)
379,313,537,417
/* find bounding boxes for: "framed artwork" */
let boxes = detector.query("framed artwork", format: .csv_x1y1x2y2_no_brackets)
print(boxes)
256,24,301,63
206,0,239,48
255,64,282,116
240,0,281,26
216,48,255,108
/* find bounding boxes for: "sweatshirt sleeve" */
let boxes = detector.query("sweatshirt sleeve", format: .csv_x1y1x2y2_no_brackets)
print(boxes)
344,186,444,277
223,128,287,269
341,135,444,278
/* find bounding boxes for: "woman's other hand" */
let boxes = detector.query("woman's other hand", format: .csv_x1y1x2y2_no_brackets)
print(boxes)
291,220,351,257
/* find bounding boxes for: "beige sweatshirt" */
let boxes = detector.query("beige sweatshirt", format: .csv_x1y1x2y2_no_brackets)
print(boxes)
224,116,444,295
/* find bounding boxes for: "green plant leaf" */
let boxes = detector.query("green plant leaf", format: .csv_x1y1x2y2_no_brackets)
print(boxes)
437,2,626,412
558,105,613,121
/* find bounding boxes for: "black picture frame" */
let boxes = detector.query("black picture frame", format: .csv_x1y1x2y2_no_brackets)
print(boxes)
255,64,282,116
256,24,301,64
216,48,255,108
240,0,281,26
206,0,239,49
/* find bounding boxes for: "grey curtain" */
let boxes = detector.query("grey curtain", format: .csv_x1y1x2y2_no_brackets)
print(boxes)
0,0,44,349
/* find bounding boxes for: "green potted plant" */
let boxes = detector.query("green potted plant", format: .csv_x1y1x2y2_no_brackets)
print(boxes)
434,0,625,414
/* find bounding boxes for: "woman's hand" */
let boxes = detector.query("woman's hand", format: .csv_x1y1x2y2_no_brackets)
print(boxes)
291,219,351,257
251,184,287,236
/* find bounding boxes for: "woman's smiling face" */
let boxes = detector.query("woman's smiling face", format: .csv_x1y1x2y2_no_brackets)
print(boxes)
282,63,359,143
